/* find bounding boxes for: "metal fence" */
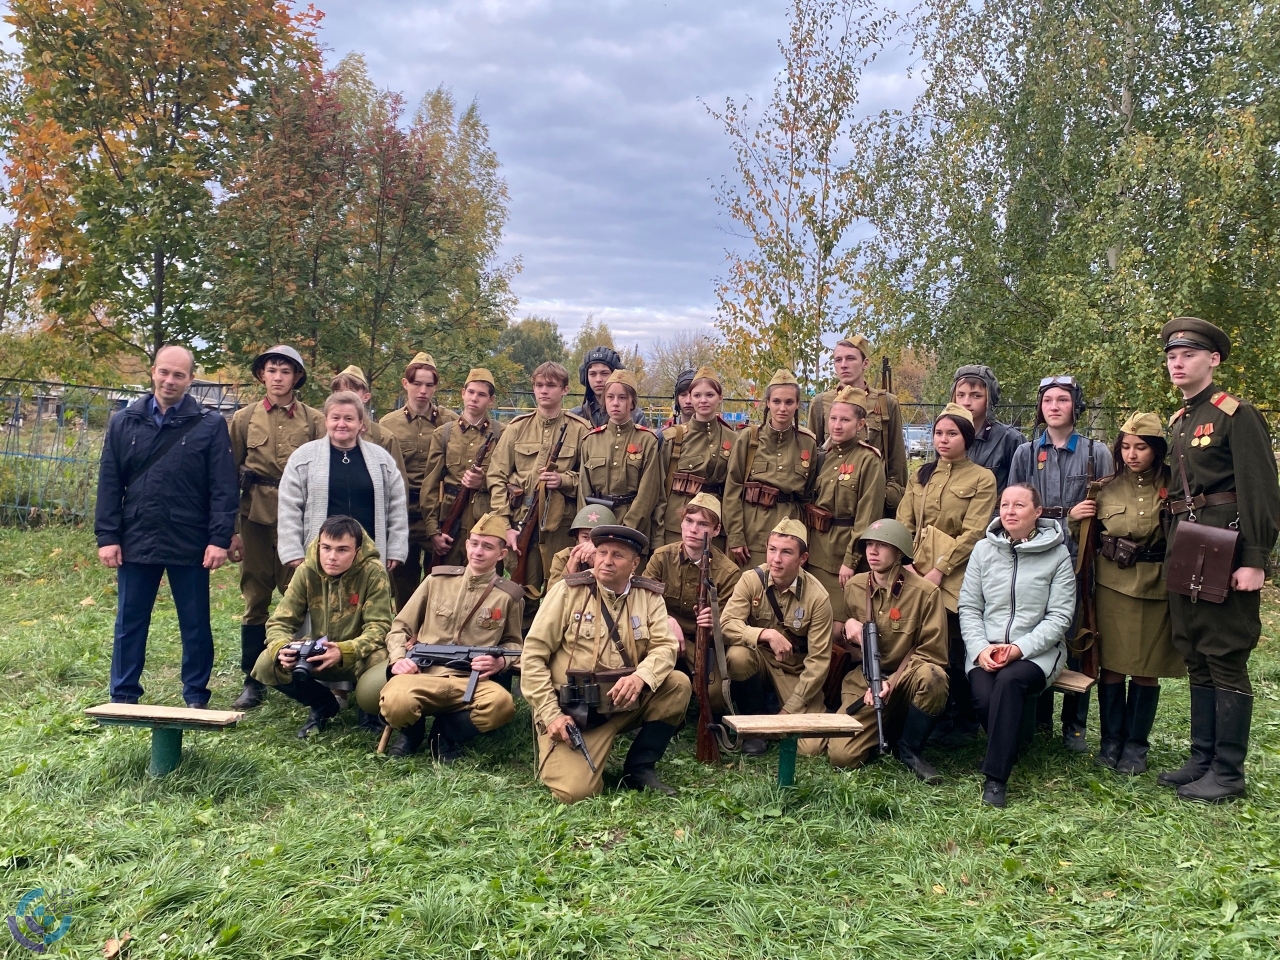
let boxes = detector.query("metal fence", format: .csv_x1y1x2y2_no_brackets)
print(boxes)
2,377,1274,527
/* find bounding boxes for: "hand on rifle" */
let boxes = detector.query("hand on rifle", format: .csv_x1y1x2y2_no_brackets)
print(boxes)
390,657,420,676
461,466,486,491
538,469,561,489
760,628,793,662
843,618,864,645
862,677,892,708
608,674,647,710
430,533,453,555
470,654,506,679
505,529,521,555
1070,500,1097,520
695,604,714,630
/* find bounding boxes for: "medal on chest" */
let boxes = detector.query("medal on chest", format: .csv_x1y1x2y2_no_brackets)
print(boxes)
799,449,811,471
839,462,855,482
792,607,805,628
1037,449,1048,470
627,442,642,462
1192,422,1214,447
722,440,732,458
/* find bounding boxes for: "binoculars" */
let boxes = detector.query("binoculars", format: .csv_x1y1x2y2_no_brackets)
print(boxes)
558,676,601,710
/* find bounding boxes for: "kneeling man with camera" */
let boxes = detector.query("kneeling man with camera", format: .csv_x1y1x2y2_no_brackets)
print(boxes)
522,524,691,803
254,515,393,738
379,512,525,761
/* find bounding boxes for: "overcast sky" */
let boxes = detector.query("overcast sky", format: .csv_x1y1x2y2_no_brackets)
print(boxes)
315,1,914,350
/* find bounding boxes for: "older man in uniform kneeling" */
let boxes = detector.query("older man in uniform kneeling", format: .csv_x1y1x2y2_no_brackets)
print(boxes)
721,519,833,756
376,512,524,761
522,525,690,803
827,519,949,781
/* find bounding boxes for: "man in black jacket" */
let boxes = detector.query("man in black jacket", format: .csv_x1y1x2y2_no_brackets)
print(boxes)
95,345,239,707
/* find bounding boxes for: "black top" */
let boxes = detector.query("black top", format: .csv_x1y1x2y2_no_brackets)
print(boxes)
328,442,377,540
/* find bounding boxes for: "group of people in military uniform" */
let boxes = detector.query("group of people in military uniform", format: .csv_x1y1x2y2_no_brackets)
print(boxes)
113,316,1275,808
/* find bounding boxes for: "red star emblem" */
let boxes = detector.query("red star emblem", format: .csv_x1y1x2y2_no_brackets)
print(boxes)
587,510,600,522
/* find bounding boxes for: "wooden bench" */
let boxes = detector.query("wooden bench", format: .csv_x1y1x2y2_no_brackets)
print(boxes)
721,714,863,787
85,704,244,777
1018,670,1099,747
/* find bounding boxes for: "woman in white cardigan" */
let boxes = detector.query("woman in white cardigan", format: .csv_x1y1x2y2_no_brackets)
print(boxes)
277,392,409,570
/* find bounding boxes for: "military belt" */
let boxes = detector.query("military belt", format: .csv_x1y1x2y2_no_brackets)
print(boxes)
1040,506,1066,519
1169,492,1237,516
585,493,636,508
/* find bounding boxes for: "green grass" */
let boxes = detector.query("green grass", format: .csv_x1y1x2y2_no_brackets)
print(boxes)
1,528,1278,959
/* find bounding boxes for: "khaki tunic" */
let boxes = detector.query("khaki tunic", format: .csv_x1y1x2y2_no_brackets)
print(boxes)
364,419,408,484
805,439,885,621
643,541,742,638
896,458,998,612
1070,466,1184,678
808,386,907,512
721,567,833,715
379,402,458,541
824,564,949,766
420,417,506,565
577,420,663,542
486,411,589,533
229,398,326,527
654,416,738,548
722,422,819,562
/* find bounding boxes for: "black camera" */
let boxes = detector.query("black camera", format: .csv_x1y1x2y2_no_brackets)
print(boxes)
290,638,328,683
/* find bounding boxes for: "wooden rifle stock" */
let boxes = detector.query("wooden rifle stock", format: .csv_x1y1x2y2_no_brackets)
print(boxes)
513,422,568,587
434,431,497,558
880,356,893,394
693,534,719,763
1071,467,1103,678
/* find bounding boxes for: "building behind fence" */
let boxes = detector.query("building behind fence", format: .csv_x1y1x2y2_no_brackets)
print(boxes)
2,377,1274,527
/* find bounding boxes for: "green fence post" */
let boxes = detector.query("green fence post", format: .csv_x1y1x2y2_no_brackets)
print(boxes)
148,727,183,777
777,736,797,788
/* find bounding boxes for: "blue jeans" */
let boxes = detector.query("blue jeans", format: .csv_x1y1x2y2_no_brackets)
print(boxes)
111,562,213,705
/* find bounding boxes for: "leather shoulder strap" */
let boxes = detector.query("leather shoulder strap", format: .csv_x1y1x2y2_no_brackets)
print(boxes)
564,570,596,587
742,424,761,484
631,575,665,594
664,423,687,496
494,577,524,601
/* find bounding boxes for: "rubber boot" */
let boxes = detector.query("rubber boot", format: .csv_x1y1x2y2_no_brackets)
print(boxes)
1094,682,1126,768
1061,689,1090,754
277,679,340,738
621,721,680,796
895,705,943,785
731,674,769,756
232,624,269,709
1177,689,1251,803
1115,682,1160,775
388,715,428,758
1158,685,1216,787
431,711,481,764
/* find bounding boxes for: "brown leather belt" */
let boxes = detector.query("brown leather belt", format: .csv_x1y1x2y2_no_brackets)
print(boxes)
1041,506,1066,519
830,518,857,527
1169,492,1237,516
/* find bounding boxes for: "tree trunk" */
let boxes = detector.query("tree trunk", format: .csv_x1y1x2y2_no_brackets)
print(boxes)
152,245,166,360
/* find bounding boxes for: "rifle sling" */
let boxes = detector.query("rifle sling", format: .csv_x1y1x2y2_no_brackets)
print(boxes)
454,576,501,644
591,582,635,669
664,424,687,497
755,568,806,653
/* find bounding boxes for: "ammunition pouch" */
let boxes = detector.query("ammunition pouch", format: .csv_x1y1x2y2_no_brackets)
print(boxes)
804,503,834,534
1099,534,1165,568
743,481,781,508
670,471,705,497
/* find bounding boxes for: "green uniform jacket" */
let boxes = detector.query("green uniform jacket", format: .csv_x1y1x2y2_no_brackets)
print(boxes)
420,416,506,539
722,421,819,560
229,397,325,528
842,563,948,700
577,419,663,542
808,385,907,511
486,409,591,532
643,540,742,636
806,438,886,575
259,534,393,681
1070,465,1170,601
379,401,457,540
653,416,738,548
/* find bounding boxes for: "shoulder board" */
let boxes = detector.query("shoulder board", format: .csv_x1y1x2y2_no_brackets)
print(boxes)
1211,392,1240,416
715,415,736,429
589,424,608,434
796,425,817,441
429,566,465,577
494,578,524,601
565,412,593,427
634,423,654,434
632,575,664,594
564,570,596,587
857,440,883,459
1168,408,1185,425
508,411,536,424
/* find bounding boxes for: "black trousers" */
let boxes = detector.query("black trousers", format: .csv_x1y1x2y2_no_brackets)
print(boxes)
970,661,1046,783
1169,589,1258,694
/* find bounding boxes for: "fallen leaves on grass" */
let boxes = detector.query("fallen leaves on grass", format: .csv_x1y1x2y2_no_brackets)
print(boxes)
80,596,96,606
103,930,132,958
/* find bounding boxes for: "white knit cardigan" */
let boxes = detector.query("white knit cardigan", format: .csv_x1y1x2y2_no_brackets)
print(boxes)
276,437,408,565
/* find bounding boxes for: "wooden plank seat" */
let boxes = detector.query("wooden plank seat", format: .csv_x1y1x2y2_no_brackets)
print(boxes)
1017,670,1100,748
722,713,863,787
85,703,244,777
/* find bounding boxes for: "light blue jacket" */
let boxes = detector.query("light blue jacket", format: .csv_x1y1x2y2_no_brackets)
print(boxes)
959,517,1075,683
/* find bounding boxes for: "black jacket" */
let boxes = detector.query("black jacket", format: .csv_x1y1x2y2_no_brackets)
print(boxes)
95,394,238,566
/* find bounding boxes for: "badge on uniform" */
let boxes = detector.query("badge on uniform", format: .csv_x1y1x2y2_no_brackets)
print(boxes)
839,463,854,481
800,450,811,468
631,614,642,632
584,612,595,623
1192,423,1214,447
627,443,642,461
722,440,732,457
793,607,804,625
572,611,583,622
1037,449,1048,470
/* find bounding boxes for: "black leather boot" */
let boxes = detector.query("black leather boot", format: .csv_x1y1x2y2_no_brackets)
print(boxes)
1061,690,1091,754
981,778,1007,808
232,624,269,709
277,679,340,738
431,711,481,764
731,675,769,756
1158,685,1216,787
895,705,943,784
388,716,428,758
1094,682,1126,768
1115,682,1160,775
1177,689,1251,803
621,722,680,796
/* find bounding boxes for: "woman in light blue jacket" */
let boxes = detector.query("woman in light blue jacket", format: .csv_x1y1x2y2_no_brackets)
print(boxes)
959,482,1076,807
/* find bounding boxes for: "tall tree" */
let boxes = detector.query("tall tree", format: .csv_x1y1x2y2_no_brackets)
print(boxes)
708,0,892,390
499,316,567,380
5,0,319,362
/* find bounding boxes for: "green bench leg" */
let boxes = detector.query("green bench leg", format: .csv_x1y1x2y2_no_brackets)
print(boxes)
777,736,798,787
148,727,183,777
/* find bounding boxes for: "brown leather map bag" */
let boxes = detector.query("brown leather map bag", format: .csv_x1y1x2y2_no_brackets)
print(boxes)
1167,444,1238,604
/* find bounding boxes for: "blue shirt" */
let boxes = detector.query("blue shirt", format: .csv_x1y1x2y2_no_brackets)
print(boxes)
148,395,180,429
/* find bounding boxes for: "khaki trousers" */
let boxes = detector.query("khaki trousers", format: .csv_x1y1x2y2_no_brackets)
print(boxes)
380,672,516,732
725,645,826,755
536,672,691,804
825,660,948,767
239,518,295,625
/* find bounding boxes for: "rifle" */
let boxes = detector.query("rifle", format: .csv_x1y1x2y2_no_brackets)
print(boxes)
879,356,893,394
861,577,889,753
565,720,597,773
434,430,497,558
513,422,569,587
406,643,515,702
1070,461,1104,678
693,534,719,763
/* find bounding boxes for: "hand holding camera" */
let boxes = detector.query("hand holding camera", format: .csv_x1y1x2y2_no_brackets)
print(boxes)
278,637,341,681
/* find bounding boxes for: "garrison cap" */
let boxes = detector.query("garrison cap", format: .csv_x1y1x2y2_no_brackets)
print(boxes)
769,517,808,548
466,367,497,390
684,492,723,523
407,352,438,372
332,364,369,391
252,344,308,388
836,334,874,360
858,518,914,561
936,401,974,427
1120,411,1164,439
570,504,617,532
590,524,648,555
766,368,800,390
1161,317,1230,361
830,385,870,415
469,512,510,541
674,368,696,397
691,366,723,392
605,368,639,393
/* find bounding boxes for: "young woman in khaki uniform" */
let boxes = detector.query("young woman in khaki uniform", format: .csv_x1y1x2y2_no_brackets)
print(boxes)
1070,412,1183,774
